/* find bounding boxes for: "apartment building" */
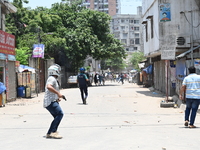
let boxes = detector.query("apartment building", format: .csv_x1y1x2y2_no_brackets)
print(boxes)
110,6,143,69
82,0,120,16
142,0,200,96
111,8,142,52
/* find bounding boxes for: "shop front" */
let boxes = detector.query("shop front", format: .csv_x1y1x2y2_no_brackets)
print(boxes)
0,30,16,103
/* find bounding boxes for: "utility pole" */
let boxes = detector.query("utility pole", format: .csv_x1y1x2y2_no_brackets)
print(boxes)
190,9,194,65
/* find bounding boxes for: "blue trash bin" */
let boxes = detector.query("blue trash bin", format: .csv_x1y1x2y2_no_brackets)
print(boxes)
17,86,25,97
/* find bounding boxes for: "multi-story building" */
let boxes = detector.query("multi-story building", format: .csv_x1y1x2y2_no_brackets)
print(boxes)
110,6,143,70
82,0,120,16
142,0,200,96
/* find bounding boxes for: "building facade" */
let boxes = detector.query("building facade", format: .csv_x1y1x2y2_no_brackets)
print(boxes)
110,6,143,70
0,1,17,103
142,0,200,96
82,0,120,16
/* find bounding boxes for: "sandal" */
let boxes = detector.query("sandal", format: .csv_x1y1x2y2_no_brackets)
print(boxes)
184,121,189,127
189,125,196,128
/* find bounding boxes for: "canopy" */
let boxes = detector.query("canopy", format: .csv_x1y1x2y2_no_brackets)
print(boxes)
176,45,200,59
18,65,36,73
0,53,6,60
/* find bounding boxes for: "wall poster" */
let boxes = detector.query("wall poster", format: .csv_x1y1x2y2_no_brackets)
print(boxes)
160,3,171,22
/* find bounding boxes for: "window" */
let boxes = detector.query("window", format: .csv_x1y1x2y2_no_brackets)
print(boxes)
115,33,120,38
135,33,139,38
134,20,140,24
134,27,139,31
130,39,134,45
135,38,140,44
147,16,154,39
130,26,134,30
130,20,134,23
142,21,148,42
121,26,125,29
121,19,125,23
134,47,138,50
123,33,128,38
151,17,154,38
126,48,129,51
121,39,127,45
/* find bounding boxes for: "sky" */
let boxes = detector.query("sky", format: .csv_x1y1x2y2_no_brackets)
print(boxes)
19,0,142,15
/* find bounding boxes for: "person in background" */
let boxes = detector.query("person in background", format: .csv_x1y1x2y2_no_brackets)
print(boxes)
179,66,200,128
44,64,64,139
77,67,89,104
118,73,124,84
94,72,99,86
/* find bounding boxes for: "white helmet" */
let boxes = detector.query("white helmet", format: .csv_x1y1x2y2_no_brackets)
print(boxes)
48,64,61,77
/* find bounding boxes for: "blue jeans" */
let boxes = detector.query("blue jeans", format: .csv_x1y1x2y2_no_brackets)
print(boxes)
185,98,200,125
46,101,64,134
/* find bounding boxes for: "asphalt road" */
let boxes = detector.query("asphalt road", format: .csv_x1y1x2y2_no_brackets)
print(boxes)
0,80,199,150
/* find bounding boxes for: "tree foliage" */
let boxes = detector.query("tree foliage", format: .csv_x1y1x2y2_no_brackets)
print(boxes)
129,52,146,70
6,0,126,72
15,47,31,65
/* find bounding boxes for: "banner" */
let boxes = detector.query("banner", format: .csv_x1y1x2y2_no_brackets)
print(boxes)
32,44,45,58
0,30,15,55
160,3,171,22
194,59,200,69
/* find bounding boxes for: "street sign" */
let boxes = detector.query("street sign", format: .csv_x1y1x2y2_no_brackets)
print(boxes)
161,46,175,60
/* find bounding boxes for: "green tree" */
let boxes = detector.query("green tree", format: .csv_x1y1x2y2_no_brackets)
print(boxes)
15,47,31,65
6,1,126,73
129,52,146,70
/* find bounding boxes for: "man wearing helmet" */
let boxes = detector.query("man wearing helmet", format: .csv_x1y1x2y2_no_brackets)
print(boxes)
44,64,64,139
77,67,89,104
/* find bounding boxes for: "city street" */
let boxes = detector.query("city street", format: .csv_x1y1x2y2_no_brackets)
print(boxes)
0,81,200,150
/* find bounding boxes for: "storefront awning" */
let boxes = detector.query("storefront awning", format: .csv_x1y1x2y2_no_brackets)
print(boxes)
0,53,6,60
176,45,200,59
8,55,16,61
18,65,35,73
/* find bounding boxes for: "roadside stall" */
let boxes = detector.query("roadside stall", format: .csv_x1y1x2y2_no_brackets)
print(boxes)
17,65,36,98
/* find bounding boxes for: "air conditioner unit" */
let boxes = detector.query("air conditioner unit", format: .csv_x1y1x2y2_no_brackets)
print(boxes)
176,36,191,48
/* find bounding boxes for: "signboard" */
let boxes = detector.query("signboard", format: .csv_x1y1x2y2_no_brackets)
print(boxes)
15,61,20,67
161,50,175,60
161,45,175,60
0,30,15,55
32,44,45,58
160,3,171,22
194,59,200,69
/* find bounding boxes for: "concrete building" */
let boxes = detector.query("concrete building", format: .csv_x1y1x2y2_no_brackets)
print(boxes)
81,0,121,16
142,0,200,96
0,1,17,103
110,6,143,70
81,0,121,73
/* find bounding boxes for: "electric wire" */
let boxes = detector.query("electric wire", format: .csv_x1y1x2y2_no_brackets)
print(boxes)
183,12,200,28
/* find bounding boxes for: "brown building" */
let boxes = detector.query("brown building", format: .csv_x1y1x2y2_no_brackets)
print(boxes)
82,0,120,16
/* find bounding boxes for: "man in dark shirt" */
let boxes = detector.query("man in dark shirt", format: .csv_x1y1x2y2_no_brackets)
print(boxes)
77,67,89,104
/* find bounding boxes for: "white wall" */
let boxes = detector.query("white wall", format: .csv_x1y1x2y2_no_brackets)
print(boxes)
142,0,200,58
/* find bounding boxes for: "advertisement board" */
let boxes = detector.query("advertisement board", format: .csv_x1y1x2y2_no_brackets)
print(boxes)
0,30,15,55
32,44,45,58
160,3,171,22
